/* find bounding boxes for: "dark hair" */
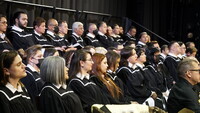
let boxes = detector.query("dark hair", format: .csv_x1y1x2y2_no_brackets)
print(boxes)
168,41,177,50
135,47,145,58
0,51,18,85
138,32,147,39
13,11,27,25
161,45,168,52
111,24,119,29
177,41,184,46
106,51,120,71
25,45,42,64
186,47,197,54
33,17,46,29
128,26,136,32
124,41,135,47
58,20,67,27
97,21,106,29
68,50,90,79
62,50,75,68
119,46,134,67
43,48,58,58
0,14,6,20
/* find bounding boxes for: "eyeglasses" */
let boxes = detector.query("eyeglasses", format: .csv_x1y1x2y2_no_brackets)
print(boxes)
189,69,200,73
0,21,7,25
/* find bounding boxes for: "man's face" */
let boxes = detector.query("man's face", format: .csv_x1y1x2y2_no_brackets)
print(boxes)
0,17,7,33
59,22,68,35
35,22,46,34
17,13,28,29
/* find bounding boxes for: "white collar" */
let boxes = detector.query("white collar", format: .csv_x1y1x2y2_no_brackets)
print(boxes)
168,53,178,58
160,53,166,58
107,69,113,73
0,33,5,40
98,31,105,36
138,41,146,46
76,72,90,80
135,63,145,68
6,82,23,93
34,30,42,36
72,32,80,37
53,83,67,89
128,62,137,69
27,64,38,72
46,30,55,37
127,33,132,37
12,25,24,32
87,33,95,38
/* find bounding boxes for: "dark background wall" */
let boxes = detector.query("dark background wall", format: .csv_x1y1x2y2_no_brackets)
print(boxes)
0,0,199,46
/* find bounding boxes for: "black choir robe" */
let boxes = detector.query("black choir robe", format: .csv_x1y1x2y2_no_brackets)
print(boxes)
68,33,85,49
116,66,152,104
84,34,102,47
0,84,39,113
39,82,84,113
68,77,110,113
96,33,116,49
32,32,52,46
0,36,14,51
123,33,136,42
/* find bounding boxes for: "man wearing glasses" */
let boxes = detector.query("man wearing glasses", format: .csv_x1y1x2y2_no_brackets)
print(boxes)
167,57,200,112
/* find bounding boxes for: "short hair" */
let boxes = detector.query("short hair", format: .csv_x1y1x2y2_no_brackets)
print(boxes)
0,51,18,85
13,11,27,25
33,17,46,29
58,20,67,27
124,41,135,47
135,47,145,58
186,41,195,48
25,45,42,64
72,22,83,32
40,56,66,85
128,26,136,32
111,24,119,29
47,18,56,26
97,21,106,29
177,57,199,77
168,41,177,50
177,41,184,46
43,48,58,58
161,45,168,52
186,47,197,54
0,14,6,20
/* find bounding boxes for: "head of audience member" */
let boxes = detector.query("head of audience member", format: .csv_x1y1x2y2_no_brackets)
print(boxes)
128,26,137,37
186,47,197,58
82,46,96,55
92,53,122,99
72,22,84,37
40,56,68,85
0,51,26,86
168,41,181,56
112,24,120,35
186,41,195,49
97,21,107,35
69,50,93,79
47,18,58,33
135,48,146,65
43,48,59,58
13,11,28,29
0,14,7,34
178,41,186,55
161,44,169,56
33,17,46,35
124,41,136,49
146,47,160,65
63,50,76,68
151,41,160,50
119,47,137,67
25,45,43,70
138,32,148,44
106,51,120,72
88,23,97,35
95,47,107,55
106,25,113,37
58,20,68,37
177,57,200,85
119,26,124,35
146,35,151,43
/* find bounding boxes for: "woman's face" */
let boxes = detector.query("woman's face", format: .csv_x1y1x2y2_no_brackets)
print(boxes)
81,54,93,72
114,58,120,71
128,49,137,64
5,55,26,80
100,57,108,73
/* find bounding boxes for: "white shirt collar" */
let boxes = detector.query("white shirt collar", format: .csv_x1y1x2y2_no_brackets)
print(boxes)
46,30,55,37
87,33,95,38
76,72,90,80
72,32,80,37
27,64,38,72
6,82,23,93
138,41,146,46
168,52,178,58
98,31,105,36
53,83,67,89
160,53,166,59
0,33,5,39
34,30,42,36
12,25,24,32
128,62,137,69
127,33,132,37
135,63,145,68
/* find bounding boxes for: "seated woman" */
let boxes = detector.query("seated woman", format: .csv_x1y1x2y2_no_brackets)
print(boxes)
0,51,38,113
21,45,44,106
91,53,133,104
68,50,109,113
39,56,84,113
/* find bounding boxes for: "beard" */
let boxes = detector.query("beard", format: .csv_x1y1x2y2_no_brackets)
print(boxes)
18,21,27,29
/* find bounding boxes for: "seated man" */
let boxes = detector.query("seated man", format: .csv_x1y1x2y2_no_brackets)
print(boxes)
167,57,200,113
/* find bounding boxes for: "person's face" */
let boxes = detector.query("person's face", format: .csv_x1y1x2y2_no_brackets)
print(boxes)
89,24,97,34
81,53,93,72
137,52,146,63
4,55,26,80
59,22,68,35
113,25,120,35
140,34,148,43
30,50,43,65
153,43,160,50
100,57,108,73
107,26,113,36
119,27,124,34
129,28,136,37
188,62,200,85
75,25,84,36
17,13,28,28
64,66,69,80
128,49,137,64
0,17,7,33
163,47,169,55
35,22,46,34
100,23,107,34
49,20,58,32
172,43,181,55
180,44,186,55
114,58,120,71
